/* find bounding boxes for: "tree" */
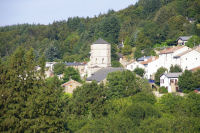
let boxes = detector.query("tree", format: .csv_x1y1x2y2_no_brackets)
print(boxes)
0,47,69,132
169,65,182,72
185,35,200,48
122,45,132,55
178,70,196,93
53,63,65,75
134,67,145,77
155,67,167,85
70,82,107,118
63,67,81,83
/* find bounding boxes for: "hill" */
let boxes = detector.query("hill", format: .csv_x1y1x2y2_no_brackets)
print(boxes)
0,0,199,61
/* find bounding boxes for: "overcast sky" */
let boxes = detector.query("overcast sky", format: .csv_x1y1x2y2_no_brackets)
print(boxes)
0,0,138,26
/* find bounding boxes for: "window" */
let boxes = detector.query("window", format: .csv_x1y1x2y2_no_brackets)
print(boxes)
186,58,187,60
170,79,174,84
160,79,164,84
102,58,104,63
175,79,178,85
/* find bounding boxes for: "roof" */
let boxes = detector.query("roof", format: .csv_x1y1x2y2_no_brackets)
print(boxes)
137,56,151,61
64,62,85,66
177,36,192,41
174,49,193,58
86,67,124,82
194,46,200,53
140,57,158,65
190,66,200,72
159,46,185,54
162,72,182,78
93,38,110,45
61,80,82,87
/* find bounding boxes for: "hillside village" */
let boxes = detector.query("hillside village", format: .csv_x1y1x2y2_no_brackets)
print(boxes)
44,36,200,94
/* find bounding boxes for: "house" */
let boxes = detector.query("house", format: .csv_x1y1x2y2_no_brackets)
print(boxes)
87,38,111,77
160,72,182,93
177,36,192,45
86,67,124,83
158,46,191,70
137,56,151,62
61,79,82,93
140,56,159,79
173,47,200,70
45,62,56,71
126,61,145,71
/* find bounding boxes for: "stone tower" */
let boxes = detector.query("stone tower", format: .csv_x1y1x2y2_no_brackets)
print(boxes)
89,38,111,67
87,38,111,76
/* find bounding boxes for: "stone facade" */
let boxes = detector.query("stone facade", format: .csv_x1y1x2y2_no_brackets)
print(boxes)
87,38,111,77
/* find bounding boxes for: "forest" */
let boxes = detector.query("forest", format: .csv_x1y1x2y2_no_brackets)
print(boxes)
0,0,200,61
0,0,200,132
0,47,200,132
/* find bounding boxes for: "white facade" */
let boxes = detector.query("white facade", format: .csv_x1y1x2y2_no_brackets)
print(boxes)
158,46,191,70
174,49,200,70
89,44,111,68
126,61,145,71
160,73,182,93
87,39,111,77
142,57,160,79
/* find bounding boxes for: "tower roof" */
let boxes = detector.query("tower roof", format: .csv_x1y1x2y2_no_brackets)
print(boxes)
93,38,110,45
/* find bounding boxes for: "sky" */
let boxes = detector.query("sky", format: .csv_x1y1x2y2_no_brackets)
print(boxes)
0,0,138,26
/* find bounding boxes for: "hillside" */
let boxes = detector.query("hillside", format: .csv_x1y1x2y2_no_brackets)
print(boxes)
0,0,199,61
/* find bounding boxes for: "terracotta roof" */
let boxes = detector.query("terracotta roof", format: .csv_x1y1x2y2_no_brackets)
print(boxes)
62,80,81,87
174,49,193,57
159,46,185,54
190,66,200,72
195,46,200,53
140,57,158,65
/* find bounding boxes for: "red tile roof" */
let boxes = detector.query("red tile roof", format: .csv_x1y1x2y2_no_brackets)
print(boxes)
140,57,158,65
159,46,185,54
190,66,200,72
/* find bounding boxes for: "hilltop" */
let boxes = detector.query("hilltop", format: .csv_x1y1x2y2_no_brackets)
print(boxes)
0,0,199,62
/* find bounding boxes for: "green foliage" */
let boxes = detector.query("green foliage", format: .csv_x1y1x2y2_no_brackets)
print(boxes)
53,62,65,75
131,92,156,105
122,45,132,55
185,35,200,48
0,47,69,132
159,86,168,93
178,70,196,93
169,65,182,72
106,71,140,99
111,60,122,67
63,67,81,83
155,67,167,85
134,67,145,77
69,82,106,118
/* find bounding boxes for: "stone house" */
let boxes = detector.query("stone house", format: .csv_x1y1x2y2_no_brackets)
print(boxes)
61,79,82,93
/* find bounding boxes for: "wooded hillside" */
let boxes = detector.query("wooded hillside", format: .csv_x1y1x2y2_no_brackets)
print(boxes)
0,0,199,61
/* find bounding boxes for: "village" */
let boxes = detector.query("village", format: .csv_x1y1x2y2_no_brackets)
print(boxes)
44,36,200,95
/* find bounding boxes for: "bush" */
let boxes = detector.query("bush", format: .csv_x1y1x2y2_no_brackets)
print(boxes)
159,86,168,93
134,67,145,77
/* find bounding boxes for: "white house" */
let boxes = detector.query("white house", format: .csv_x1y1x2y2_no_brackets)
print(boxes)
158,46,191,70
140,56,160,79
177,36,192,45
126,61,145,71
160,72,182,93
173,47,200,70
